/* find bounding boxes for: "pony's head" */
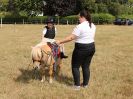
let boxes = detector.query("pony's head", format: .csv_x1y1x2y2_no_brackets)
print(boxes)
31,45,55,69
31,47,42,69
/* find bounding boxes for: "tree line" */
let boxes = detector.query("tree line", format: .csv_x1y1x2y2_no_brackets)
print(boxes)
0,0,133,17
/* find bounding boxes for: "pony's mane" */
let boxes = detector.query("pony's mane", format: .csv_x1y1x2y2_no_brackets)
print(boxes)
31,47,42,61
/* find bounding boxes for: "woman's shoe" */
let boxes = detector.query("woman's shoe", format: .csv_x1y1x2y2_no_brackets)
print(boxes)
80,83,88,88
73,85,80,90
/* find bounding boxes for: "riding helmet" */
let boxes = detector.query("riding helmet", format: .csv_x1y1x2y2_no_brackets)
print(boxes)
46,17,54,24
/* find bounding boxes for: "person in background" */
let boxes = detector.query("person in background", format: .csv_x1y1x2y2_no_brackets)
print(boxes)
56,9,96,90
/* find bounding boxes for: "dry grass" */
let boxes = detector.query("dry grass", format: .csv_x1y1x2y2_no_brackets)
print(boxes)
0,24,133,99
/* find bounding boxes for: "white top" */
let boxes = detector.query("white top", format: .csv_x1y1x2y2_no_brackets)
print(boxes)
72,21,96,44
42,27,57,35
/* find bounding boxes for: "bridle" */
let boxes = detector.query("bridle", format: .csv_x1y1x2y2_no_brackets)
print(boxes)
32,48,53,69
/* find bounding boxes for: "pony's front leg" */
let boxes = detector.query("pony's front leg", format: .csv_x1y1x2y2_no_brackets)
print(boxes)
57,59,63,80
57,65,61,77
57,65,62,80
41,75,45,82
49,65,53,83
40,66,45,82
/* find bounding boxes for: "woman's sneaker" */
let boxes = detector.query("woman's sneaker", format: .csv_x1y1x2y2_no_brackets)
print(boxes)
80,83,88,88
83,85,88,88
73,85,80,90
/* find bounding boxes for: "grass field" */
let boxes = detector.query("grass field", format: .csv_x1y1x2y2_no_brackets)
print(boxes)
0,24,133,99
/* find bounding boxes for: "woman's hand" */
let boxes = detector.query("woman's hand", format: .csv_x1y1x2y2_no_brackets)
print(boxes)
55,34,77,45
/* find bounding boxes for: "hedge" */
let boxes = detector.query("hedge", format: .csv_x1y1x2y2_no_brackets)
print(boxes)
57,14,115,24
117,15,133,20
60,15,79,24
92,13,115,24
0,13,122,25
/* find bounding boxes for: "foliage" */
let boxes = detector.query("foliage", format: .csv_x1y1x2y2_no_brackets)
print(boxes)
44,0,77,16
92,13,115,24
97,3,108,13
118,14,133,19
108,3,123,16
0,0,133,22
84,0,133,16
81,0,96,13
0,0,8,11
15,0,43,16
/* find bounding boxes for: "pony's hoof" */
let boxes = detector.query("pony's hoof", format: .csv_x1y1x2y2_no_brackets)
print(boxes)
49,79,53,83
41,79,44,82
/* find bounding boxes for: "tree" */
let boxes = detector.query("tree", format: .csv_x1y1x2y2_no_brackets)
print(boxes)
81,0,96,13
95,0,113,4
128,0,133,7
44,0,77,16
13,0,77,16
0,0,8,11
108,3,123,16
6,0,20,16
97,3,108,13
15,0,43,16
8,0,14,11
1,0,133,17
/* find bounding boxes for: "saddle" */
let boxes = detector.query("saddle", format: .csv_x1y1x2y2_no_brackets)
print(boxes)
47,42,61,72
47,42,61,58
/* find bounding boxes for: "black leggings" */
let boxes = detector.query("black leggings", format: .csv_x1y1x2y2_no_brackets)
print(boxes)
72,42,95,86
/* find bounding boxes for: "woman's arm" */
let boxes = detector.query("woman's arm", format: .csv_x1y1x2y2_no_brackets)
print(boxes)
56,34,77,45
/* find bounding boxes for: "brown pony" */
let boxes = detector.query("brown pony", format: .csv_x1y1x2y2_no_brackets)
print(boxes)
31,44,62,83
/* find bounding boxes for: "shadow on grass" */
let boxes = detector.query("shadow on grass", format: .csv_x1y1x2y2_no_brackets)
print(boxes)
14,68,41,83
55,74,73,86
14,68,73,85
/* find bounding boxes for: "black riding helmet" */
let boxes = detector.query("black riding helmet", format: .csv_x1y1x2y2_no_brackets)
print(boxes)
46,17,54,24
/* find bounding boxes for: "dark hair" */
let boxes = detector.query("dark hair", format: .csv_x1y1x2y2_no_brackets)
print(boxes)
79,9,92,28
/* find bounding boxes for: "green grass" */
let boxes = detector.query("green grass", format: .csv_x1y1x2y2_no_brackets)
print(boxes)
0,24,133,99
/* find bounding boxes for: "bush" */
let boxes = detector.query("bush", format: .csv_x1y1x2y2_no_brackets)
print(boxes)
1,14,116,24
0,12,12,18
2,14,27,24
92,13,115,24
60,15,79,24
2,15,48,24
0,12,27,24
117,15,133,20
27,16,48,24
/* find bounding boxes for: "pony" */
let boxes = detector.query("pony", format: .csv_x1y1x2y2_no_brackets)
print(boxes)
31,44,62,83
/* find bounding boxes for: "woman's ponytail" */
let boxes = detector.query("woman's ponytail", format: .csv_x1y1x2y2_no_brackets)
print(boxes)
79,9,92,28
